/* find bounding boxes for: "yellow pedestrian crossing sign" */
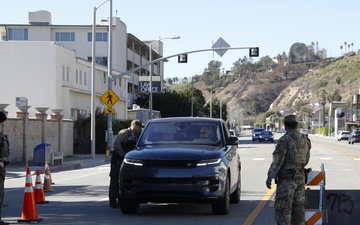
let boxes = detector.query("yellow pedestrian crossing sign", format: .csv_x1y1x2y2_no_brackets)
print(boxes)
101,89,119,108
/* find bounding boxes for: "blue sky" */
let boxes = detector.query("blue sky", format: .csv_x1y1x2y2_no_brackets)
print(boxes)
1,0,358,80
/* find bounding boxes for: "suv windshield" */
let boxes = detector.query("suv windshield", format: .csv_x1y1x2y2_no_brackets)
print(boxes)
138,121,221,146
253,128,265,133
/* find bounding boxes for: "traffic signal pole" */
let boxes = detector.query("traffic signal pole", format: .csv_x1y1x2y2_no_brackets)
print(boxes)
112,47,259,80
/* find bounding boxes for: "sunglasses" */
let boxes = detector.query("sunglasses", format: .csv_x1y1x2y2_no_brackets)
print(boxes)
200,132,208,135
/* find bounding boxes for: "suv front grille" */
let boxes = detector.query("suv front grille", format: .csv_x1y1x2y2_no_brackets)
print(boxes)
144,160,197,168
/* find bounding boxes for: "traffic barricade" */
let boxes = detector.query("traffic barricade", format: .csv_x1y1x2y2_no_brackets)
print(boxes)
305,163,328,225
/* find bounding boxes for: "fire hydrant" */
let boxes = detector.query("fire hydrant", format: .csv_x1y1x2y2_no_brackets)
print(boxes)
105,145,110,158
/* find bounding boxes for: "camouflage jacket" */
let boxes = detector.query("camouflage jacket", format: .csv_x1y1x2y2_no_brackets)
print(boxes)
113,128,133,157
267,129,311,179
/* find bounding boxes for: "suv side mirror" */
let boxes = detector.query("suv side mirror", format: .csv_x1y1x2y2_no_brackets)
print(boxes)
227,136,239,146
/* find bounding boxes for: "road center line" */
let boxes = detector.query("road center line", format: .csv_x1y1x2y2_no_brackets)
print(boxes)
242,184,276,225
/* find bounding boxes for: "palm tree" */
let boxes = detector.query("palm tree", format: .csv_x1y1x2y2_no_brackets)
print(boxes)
348,44,351,52
344,41,347,53
351,43,354,51
340,45,343,55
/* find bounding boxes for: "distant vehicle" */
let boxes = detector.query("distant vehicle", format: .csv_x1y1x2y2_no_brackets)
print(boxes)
300,129,308,137
337,130,350,141
119,117,241,215
252,128,265,141
259,131,274,142
276,129,286,133
348,129,360,144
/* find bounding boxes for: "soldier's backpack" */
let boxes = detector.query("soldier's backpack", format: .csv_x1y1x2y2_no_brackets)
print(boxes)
0,132,10,159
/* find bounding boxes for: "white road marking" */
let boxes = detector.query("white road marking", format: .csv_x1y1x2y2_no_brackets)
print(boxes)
319,157,333,160
253,158,265,161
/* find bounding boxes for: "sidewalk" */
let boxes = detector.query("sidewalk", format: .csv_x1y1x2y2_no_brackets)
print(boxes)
6,154,110,178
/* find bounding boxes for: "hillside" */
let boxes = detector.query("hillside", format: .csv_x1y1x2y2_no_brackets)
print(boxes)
167,53,360,123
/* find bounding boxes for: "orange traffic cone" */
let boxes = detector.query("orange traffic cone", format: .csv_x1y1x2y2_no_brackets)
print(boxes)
17,167,42,223
34,170,49,204
43,165,54,192
44,161,54,184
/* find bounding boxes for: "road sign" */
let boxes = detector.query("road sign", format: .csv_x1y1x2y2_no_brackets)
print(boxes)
249,47,259,57
16,97,28,107
104,107,115,114
212,37,230,57
178,54,188,63
101,89,119,108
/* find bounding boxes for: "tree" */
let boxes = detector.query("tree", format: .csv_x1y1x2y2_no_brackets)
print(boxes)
289,42,311,63
340,45,343,55
344,41,347,53
166,77,173,85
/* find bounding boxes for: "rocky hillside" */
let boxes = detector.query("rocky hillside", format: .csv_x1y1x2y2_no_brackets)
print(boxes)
169,53,360,123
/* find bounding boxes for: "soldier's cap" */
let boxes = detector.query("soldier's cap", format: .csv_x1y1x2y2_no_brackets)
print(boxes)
131,119,144,127
0,112,7,123
284,115,298,123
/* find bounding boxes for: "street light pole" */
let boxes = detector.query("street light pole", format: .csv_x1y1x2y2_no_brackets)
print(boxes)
107,0,114,152
149,36,180,120
91,0,110,159
191,76,194,117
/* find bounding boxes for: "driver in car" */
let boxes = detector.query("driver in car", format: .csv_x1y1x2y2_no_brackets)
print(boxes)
200,127,210,138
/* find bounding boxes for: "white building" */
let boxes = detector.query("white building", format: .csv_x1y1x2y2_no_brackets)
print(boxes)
0,10,166,120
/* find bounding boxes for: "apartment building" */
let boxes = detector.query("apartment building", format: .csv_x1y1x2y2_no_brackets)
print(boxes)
0,10,165,120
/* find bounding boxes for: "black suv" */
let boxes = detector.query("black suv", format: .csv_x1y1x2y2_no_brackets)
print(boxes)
119,117,241,215
348,129,360,144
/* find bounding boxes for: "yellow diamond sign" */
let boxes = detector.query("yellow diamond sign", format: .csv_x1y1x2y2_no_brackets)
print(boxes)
101,89,119,108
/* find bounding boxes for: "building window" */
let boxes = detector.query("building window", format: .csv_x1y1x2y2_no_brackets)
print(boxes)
8,28,28,40
87,32,108,42
66,67,70,81
76,70,78,83
88,56,108,67
84,72,87,86
55,32,75,42
79,71,82,84
62,65,65,81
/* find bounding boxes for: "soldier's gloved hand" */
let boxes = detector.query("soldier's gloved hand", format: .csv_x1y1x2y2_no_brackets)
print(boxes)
0,162,4,169
266,177,272,189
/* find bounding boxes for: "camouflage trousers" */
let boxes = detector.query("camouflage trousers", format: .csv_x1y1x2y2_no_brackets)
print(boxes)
274,178,306,225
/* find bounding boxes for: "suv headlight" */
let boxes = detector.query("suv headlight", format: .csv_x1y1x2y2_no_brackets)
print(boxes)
124,158,143,166
197,158,221,166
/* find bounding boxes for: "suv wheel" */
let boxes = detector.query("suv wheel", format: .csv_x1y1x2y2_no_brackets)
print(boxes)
120,200,140,214
212,176,230,215
230,172,241,204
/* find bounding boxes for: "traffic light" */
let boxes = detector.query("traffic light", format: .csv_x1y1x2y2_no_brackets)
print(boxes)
178,54,188,63
249,47,259,57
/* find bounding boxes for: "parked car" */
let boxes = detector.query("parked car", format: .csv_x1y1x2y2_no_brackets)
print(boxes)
337,130,350,141
259,131,274,142
348,129,360,144
252,128,265,141
119,117,241,215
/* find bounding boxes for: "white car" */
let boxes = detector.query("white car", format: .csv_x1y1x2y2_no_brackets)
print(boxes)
337,130,350,141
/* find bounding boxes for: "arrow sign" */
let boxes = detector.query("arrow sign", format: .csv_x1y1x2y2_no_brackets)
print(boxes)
104,107,115,114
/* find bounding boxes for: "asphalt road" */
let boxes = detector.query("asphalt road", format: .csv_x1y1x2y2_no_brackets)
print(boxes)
2,132,360,224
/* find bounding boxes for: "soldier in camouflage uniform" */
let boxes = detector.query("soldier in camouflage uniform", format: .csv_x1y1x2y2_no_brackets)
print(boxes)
109,119,143,208
266,115,311,225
